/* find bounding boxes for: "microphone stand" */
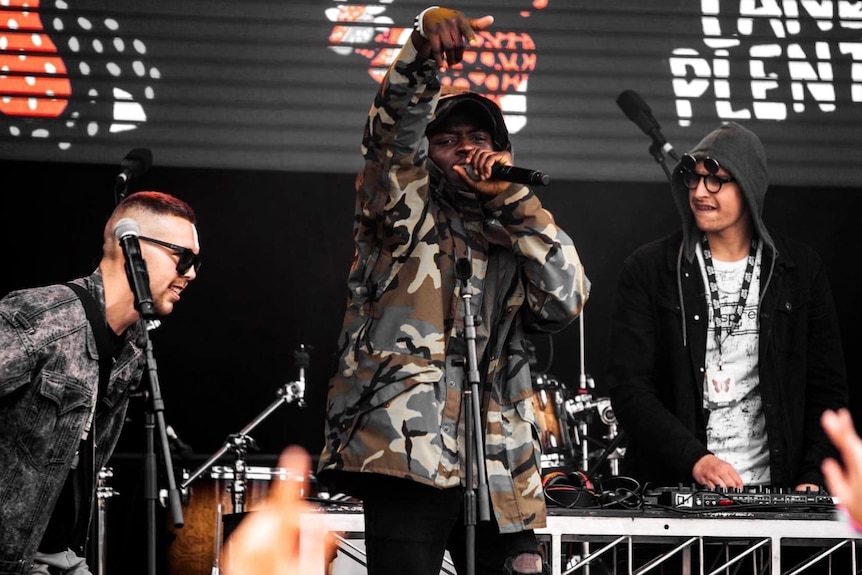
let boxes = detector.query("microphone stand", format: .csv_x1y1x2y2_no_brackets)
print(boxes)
93,467,117,575
114,177,129,206
139,321,184,575
455,251,490,575
649,142,674,182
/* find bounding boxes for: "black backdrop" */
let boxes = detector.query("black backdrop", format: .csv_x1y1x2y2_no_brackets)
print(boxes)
1,158,859,573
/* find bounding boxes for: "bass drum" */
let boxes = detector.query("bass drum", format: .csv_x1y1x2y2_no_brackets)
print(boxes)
530,373,576,470
166,465,287,575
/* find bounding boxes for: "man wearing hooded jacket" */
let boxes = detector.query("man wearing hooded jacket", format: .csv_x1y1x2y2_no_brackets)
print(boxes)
606,122,848,492
317,6,590,575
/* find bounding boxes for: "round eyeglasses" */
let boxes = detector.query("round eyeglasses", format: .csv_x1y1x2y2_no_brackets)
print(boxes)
680,153,736,193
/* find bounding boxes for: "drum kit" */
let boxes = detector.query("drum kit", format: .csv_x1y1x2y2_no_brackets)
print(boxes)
529,314,625,480
531,371,622,477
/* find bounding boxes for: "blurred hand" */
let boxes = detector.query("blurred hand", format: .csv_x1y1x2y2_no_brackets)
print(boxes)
821,408,862,526
220,446,331,575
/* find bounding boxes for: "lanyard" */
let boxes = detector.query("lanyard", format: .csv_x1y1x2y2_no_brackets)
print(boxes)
701,236,757,367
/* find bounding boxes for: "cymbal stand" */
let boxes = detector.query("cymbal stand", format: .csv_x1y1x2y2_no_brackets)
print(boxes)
180,348,308,574
575,313,593,574
181,343,310,506
575,313,595,473
181,364,308,498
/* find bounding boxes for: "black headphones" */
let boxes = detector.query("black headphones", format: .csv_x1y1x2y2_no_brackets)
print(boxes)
542,470,600,509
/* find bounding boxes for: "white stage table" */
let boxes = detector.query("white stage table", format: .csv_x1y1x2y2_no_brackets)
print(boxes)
314,507,861,575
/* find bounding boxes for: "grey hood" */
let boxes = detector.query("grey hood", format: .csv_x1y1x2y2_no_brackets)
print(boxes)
670,121,776,263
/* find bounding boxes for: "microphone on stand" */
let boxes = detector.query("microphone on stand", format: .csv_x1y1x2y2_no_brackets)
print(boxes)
113,218,156,319
166,425,194,460
114,148,153,204
465,164,551,186
616,89,679,161
116,148,153,185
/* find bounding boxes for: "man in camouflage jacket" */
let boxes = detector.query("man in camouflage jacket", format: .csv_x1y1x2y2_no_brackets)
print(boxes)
318,7,590,575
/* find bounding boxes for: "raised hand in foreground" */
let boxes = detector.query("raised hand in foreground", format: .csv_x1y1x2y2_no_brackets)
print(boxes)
821,408,862,529
220,446,332,575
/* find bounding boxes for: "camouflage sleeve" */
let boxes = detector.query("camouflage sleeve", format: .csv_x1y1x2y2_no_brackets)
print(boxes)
485,186,590,331
357,36,441,261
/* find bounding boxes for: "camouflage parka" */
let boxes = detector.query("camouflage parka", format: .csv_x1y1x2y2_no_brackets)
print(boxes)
318,36,590,533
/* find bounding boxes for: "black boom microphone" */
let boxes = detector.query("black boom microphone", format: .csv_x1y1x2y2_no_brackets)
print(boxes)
616,90,679,161
466,164,551,186
116,148,153,184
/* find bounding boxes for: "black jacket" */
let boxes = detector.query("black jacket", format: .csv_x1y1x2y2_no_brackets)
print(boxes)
606,229,847,489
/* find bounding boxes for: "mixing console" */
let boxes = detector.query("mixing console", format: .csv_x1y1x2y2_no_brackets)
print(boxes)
644,485,836,510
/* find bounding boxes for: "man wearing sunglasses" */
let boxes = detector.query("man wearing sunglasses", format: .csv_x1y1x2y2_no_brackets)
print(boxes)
0,191,200,575
605,122,848,494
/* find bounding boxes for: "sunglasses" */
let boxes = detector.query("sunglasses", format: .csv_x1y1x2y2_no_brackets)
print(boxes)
680,153,736,193
138,236,202,275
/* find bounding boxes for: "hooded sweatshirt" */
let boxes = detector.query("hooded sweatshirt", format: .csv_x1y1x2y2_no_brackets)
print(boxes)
670,121,776,264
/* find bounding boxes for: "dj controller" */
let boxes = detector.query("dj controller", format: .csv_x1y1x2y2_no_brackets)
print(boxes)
643,484,836,511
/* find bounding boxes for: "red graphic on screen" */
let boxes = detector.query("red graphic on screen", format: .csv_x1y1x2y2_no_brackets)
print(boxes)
325,2,549,134
0,0,157,147
0,0,71,117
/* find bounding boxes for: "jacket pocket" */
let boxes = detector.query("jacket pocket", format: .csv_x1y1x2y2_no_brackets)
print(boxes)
18,370,92,469
770,286,808,355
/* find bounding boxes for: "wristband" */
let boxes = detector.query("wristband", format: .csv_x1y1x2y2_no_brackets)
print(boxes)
413,6,440,39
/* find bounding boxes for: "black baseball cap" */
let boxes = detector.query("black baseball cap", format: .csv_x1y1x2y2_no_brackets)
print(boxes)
426,91,511,152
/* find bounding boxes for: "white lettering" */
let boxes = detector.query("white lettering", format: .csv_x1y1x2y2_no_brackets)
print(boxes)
838,42,862,101
788,42,836,112
669,0,859,123
750,44,787,119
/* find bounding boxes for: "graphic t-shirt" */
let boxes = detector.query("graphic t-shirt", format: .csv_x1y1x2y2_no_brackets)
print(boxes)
697,242,770,486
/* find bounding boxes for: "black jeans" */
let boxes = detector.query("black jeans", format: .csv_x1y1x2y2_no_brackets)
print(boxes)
361,475,540,575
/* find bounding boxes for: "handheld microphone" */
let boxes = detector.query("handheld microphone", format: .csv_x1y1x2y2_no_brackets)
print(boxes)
113,218,156,319
116,148,153,184
465,164,551,186
616,90,679,161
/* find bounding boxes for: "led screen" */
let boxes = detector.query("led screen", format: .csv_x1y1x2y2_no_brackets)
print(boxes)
2,0,861,187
